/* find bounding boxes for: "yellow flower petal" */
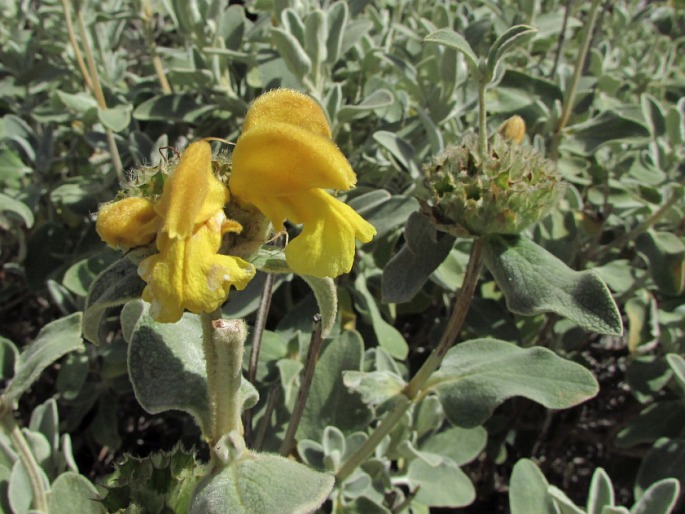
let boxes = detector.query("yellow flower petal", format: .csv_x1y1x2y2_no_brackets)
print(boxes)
156,140,230,239
230,122,356,203
139,211,256,323
228,89,377,277
243,89,332,139
259,189,376,277
96,197,161,249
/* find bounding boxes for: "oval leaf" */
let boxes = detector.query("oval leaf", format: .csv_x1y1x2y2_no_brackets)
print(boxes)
486,25,537,81
4,312,84,403
483,235,623,335
190,452,334,514
128,308,212,434
83,257,146,344
427,338,599,427
509,459,557,514
424,29,479,75
48,472,105,514
0,192,34,228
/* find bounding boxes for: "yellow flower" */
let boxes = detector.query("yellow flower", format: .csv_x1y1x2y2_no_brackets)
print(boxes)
139,210,255,323
96,140,256,323
96,196,160,249
229,89,376,278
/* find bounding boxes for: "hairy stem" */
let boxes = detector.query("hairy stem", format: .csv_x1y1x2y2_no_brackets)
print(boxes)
335,238,485,483
404,237,485,398
202,314,247,465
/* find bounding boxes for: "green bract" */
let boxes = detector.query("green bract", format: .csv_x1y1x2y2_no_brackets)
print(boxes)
420,134,565,237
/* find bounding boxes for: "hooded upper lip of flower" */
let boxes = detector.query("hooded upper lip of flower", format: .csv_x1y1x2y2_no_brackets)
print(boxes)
228,88,376,278
96,140,255,323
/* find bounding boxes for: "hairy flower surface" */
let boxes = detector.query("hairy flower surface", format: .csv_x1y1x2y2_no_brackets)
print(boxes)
96,140,256,323
229,89,376,278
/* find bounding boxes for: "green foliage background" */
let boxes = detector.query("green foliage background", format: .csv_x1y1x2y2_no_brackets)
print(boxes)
0,0,684,512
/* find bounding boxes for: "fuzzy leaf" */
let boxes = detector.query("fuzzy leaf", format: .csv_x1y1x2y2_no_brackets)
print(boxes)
382,212,455,303
127,305,258,436
565,110,650,155
486,25,537,81
407,458,475,508
83,256,146,344
297,331,371,441
128,308,211,434
484,235,623,335
587,468,614,514
190,452,334,514
4,313,84,403
424,29,479,75
631,478,680,514
428,338,598,427
509,459,558,514
272,27,312,79
47,472,105,514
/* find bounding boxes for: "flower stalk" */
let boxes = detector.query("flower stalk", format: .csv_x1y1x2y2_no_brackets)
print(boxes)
280,315,324,456
201,313,248,465
335,238,485,483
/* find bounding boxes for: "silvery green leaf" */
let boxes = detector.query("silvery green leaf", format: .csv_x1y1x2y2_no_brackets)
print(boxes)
484,235,623,335
631,478,680,514
272,28,312,80
47,472,105,514
424,29,479,77
4,313,84,404
407,458,475,508
486,25,537,81
428,339,598,428
326,2,348,63
190,452,334,514
587,468,614,514
509,459,558,514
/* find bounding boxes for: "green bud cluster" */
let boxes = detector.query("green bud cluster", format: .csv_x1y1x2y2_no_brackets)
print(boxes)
419,134,565,237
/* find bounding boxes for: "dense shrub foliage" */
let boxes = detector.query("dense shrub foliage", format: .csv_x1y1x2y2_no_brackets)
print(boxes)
0,1,683,512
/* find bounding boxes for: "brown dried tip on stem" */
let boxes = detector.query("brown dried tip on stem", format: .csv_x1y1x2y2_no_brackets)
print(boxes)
498,115,526,144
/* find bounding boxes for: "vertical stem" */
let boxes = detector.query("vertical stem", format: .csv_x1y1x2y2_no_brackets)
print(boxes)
335,396,411,483
64,0,125,182
0,413,48,512
253,385,281,452
550,0,573,79
280,315,324,456
335,238,485,483
141,0,172,94
244,272,275,443
551,0,602,160
404,237,485,399
478,81,488,161
202,313,247,461
60,0,94,92
75,7,107,110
